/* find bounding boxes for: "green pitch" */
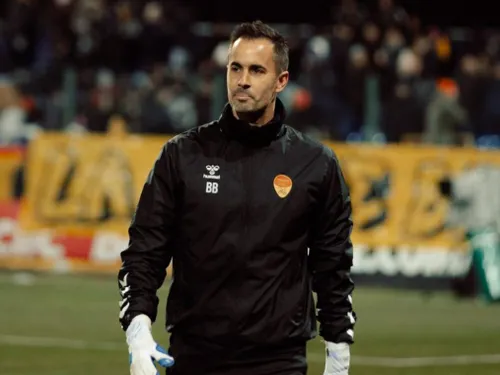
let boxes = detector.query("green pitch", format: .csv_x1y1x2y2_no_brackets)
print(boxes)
1,271,499,375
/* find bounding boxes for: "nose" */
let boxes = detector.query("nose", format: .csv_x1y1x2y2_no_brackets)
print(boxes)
238,71,251,89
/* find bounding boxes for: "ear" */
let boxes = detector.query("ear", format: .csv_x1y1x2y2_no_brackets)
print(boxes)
275,71,289,94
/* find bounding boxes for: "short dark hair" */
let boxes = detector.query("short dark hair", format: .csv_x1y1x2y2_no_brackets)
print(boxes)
229,20,289,73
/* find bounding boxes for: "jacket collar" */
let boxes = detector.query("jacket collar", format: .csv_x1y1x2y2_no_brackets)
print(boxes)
218,98,286,147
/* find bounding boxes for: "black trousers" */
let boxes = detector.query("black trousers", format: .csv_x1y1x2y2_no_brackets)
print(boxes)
165,334,308,375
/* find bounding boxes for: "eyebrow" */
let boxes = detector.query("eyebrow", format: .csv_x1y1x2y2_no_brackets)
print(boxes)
230,61,267,71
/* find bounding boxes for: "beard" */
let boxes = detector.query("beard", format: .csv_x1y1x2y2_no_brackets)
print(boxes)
230,91,276,124
231,99,267,123
231,97,261,111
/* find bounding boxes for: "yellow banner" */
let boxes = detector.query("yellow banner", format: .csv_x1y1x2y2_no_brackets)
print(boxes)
18,133,500,250
325,142,500,249
19,133,169,236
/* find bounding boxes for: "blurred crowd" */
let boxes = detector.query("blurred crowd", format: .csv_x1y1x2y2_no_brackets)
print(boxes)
1,0,500,148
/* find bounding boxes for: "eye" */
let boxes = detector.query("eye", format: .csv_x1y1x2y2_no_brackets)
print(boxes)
231,65,240,72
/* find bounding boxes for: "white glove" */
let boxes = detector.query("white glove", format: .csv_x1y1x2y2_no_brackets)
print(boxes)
126,314,174,375
323,341,350,375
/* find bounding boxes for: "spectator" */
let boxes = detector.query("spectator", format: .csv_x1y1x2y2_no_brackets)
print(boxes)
424,78,469,146
345,44,370,133
457,54,489,136
0,77,27,145
381,82,424,143
481,61,500,136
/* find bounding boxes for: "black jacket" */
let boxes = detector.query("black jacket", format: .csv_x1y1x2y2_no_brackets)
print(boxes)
118,99,356,349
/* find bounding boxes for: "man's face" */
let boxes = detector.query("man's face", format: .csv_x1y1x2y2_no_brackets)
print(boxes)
227,37,288,114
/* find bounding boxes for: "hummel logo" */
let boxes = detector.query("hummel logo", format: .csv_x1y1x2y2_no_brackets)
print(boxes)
203,165,220,180
206,165,219,175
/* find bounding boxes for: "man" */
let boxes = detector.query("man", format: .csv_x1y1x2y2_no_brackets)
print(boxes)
119,20,356,375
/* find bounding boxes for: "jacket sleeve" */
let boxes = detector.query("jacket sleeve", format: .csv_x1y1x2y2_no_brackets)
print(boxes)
308,149,356,344
118,142,179,331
